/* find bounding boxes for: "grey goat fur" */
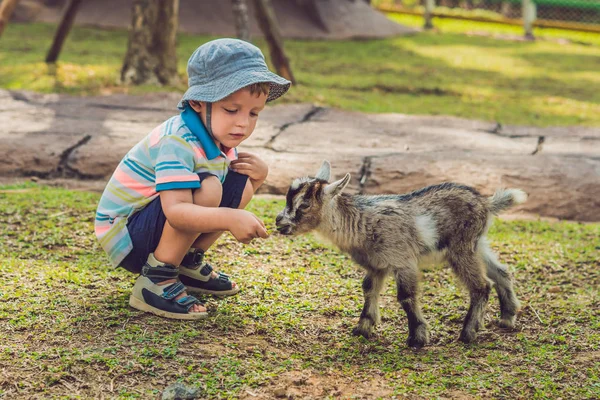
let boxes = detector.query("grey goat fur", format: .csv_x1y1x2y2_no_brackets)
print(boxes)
275,160,526,347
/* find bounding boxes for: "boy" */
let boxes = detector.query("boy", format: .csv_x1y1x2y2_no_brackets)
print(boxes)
95,38,291,320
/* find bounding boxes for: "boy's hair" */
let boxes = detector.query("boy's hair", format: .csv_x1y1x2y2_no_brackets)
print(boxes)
247,82,270,97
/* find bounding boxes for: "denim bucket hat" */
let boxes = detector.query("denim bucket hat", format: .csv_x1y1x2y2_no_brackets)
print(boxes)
177,38,291,109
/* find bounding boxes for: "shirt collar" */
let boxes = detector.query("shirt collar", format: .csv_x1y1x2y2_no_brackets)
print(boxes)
180,106,221,160
224,147,237,161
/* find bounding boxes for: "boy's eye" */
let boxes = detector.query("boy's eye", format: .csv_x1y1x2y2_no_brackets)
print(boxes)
250,112,259,117
224,108,237,113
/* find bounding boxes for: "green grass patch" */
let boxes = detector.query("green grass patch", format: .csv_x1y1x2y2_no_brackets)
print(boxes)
1,22,599,126
385,12,600,45
1,183,599,398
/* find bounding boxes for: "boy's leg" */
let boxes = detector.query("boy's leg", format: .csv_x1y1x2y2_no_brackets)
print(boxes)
132,176,223,316
190,178,254,250
179,172,254,296
153,175,223,265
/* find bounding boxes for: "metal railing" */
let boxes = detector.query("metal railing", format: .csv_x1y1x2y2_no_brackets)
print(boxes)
375,0,600,37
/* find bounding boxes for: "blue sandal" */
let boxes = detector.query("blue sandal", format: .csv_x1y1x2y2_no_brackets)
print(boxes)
179,251,240,297
129,263,207,320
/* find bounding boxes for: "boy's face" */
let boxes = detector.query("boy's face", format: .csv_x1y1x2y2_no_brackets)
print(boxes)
190,88,268,149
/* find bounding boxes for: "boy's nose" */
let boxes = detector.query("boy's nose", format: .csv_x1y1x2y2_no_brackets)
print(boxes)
236,116,249,127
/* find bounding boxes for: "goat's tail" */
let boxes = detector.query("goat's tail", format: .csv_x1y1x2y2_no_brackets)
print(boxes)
487,189,528,215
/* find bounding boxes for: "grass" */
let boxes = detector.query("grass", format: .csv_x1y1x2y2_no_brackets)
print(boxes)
384,11,600,46
1,14,599,398
1,21,599,126
1,183,599,398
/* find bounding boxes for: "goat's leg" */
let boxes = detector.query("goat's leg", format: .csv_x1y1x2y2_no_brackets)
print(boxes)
447,250,492,344
479,240,520,328
352,268,386,339
394,267,429,348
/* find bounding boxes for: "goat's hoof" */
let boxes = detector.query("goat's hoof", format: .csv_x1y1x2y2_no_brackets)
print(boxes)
406,336,426,349
497,315,516,329
458,329,477,344
407,325,430,349
352,326,372,339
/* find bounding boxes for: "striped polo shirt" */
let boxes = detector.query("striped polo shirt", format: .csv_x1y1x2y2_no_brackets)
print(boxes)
95,106,237,267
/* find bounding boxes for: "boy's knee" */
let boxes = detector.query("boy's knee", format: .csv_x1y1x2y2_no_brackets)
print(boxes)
193,176,222,207
239,179,255,209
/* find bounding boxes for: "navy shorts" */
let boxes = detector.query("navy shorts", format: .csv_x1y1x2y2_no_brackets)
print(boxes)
120,170,249,274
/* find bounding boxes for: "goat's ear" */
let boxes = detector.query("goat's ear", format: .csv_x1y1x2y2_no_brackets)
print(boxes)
324,173,350,197
315,160,331,181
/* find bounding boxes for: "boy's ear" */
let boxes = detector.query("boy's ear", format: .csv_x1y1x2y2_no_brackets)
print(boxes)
188,101,203,113
315,160,331,181
324,173,351,197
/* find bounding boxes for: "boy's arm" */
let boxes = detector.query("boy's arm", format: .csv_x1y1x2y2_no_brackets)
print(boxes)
230,152,268,192
160,189,268,243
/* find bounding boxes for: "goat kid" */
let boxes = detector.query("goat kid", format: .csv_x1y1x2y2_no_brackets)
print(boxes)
275,161,526,348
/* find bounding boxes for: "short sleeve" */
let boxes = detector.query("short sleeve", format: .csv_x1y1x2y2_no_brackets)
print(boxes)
152,135,200,192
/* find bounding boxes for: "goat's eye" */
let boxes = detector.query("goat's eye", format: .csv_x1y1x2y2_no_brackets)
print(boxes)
298,204,310,211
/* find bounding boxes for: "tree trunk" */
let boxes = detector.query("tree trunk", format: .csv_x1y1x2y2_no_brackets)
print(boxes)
232,0,250,42
253,0,295,84
46,0,82,63
424,0,435,30
0,0,19,38
301,0,328,32
121,0,179,86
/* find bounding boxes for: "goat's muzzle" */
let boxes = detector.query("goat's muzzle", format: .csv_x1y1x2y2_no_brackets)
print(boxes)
275,213,294,235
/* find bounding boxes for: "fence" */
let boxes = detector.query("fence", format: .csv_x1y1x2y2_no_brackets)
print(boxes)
375,0,600,37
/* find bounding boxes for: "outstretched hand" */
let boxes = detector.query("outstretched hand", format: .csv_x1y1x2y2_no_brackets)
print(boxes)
229,209,269,244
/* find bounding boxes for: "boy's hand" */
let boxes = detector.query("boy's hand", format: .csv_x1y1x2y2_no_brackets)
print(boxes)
230,152,268,183
229,209,269,244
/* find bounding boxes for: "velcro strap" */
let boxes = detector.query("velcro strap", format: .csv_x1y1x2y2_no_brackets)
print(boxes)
217,272,230,282
182,251,204,269
190,251,204,266
142,264,179,281
176,295,201,311
199,264,213,277
161,282,186,300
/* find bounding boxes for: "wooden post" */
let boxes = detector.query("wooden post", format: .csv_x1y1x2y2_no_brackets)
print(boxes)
121,0,179,85
522,0,536,40
0,0,20,38
46,0,83,63
302,0,328,33
424,0,435,30
253,0,295,84
232,0,250,42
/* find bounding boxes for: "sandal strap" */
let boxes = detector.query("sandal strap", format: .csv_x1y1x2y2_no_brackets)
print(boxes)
199,263,213,277
142,263,179,281
179,269,234,292
190,251,204,266
182,250,204,269
217,272,230,282
161,281,186,300
176,295,202,311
